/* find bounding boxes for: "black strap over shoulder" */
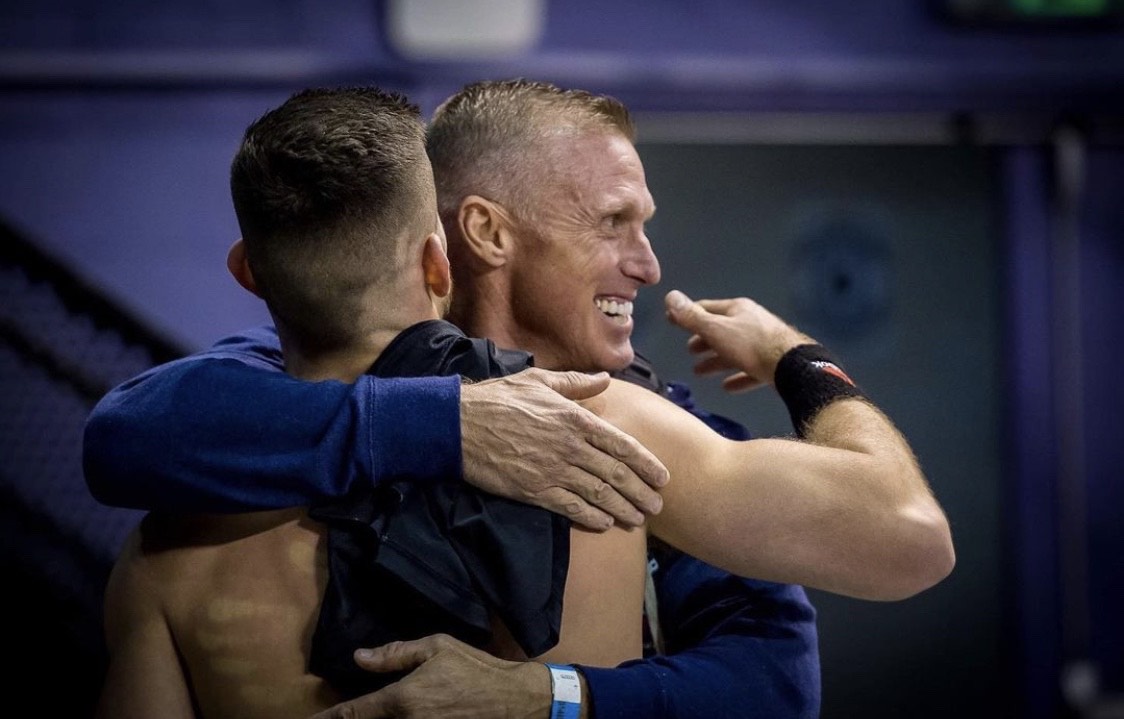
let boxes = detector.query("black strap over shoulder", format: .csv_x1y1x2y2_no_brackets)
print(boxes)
611,351,666,393
309,320,570,697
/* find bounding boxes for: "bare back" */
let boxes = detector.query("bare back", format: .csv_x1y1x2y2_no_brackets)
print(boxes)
491,524,647,668
102,509,340,718
102,508,647,717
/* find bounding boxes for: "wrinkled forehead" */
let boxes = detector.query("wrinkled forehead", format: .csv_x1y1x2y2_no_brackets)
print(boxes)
538,130,655,215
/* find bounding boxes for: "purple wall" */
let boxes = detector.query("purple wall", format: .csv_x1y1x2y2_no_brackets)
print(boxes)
2,1,1121,350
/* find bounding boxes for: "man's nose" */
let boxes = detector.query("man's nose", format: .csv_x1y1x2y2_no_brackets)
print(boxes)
623,233,661,286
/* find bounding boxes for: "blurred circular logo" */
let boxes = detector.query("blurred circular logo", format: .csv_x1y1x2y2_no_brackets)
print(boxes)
790,212,892,342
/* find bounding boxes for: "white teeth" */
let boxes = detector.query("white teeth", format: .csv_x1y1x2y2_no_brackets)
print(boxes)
595,298,633,319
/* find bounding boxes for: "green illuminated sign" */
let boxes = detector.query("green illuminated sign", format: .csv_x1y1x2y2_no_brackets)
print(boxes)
941,0,1122,23
1011,0,1109,16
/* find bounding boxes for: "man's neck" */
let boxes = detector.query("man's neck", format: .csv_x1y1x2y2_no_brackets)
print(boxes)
281,323,425,383
452,293,568,370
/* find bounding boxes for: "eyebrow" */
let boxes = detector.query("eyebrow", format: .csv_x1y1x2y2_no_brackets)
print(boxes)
603,198,656,220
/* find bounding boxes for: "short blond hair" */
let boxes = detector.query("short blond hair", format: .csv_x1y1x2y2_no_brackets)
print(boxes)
427,79,635,225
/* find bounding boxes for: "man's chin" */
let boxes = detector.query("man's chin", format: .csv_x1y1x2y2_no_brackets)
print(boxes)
591,344,635,373
544,339,634,373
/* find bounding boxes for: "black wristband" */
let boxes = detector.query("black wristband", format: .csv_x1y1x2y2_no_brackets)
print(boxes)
774,344,865,437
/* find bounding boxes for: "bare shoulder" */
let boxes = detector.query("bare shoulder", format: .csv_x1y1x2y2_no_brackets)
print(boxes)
103,522,165,640
110,521,158,587
583,377,672,420
589,378,721,447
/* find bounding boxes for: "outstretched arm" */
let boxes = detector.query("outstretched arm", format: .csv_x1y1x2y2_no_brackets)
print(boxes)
590,292,955,600
83,327,667,530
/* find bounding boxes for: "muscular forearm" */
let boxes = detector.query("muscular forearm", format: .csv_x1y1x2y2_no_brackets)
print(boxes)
667,404,952,599
792,396,952,599
656,292,955,600
759,340,954,599
601,379,949,600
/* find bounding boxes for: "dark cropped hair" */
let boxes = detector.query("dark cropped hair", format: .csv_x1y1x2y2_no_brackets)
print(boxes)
230,86,430,349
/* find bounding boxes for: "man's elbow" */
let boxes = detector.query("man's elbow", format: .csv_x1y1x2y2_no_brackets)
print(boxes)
918,509,957,591
872,505,956,601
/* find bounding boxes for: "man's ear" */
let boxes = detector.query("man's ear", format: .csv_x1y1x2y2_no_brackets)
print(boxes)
226,238,260,297
457,195,513,268
422,234,452,299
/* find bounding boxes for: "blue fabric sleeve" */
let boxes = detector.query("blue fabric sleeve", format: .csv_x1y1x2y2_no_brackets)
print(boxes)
580,555,820,719
83,326,463,511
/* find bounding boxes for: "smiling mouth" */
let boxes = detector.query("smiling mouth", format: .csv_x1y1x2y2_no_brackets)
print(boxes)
594,297,633,325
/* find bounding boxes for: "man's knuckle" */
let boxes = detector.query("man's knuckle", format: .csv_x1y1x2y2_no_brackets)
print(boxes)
563,406,593,428
384,640,406,656
609,460,632,484
591,479,613,500
554,433,581,455
610,425,638,448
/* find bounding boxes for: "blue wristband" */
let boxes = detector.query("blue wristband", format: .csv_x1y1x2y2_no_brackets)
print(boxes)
545,663,582,719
